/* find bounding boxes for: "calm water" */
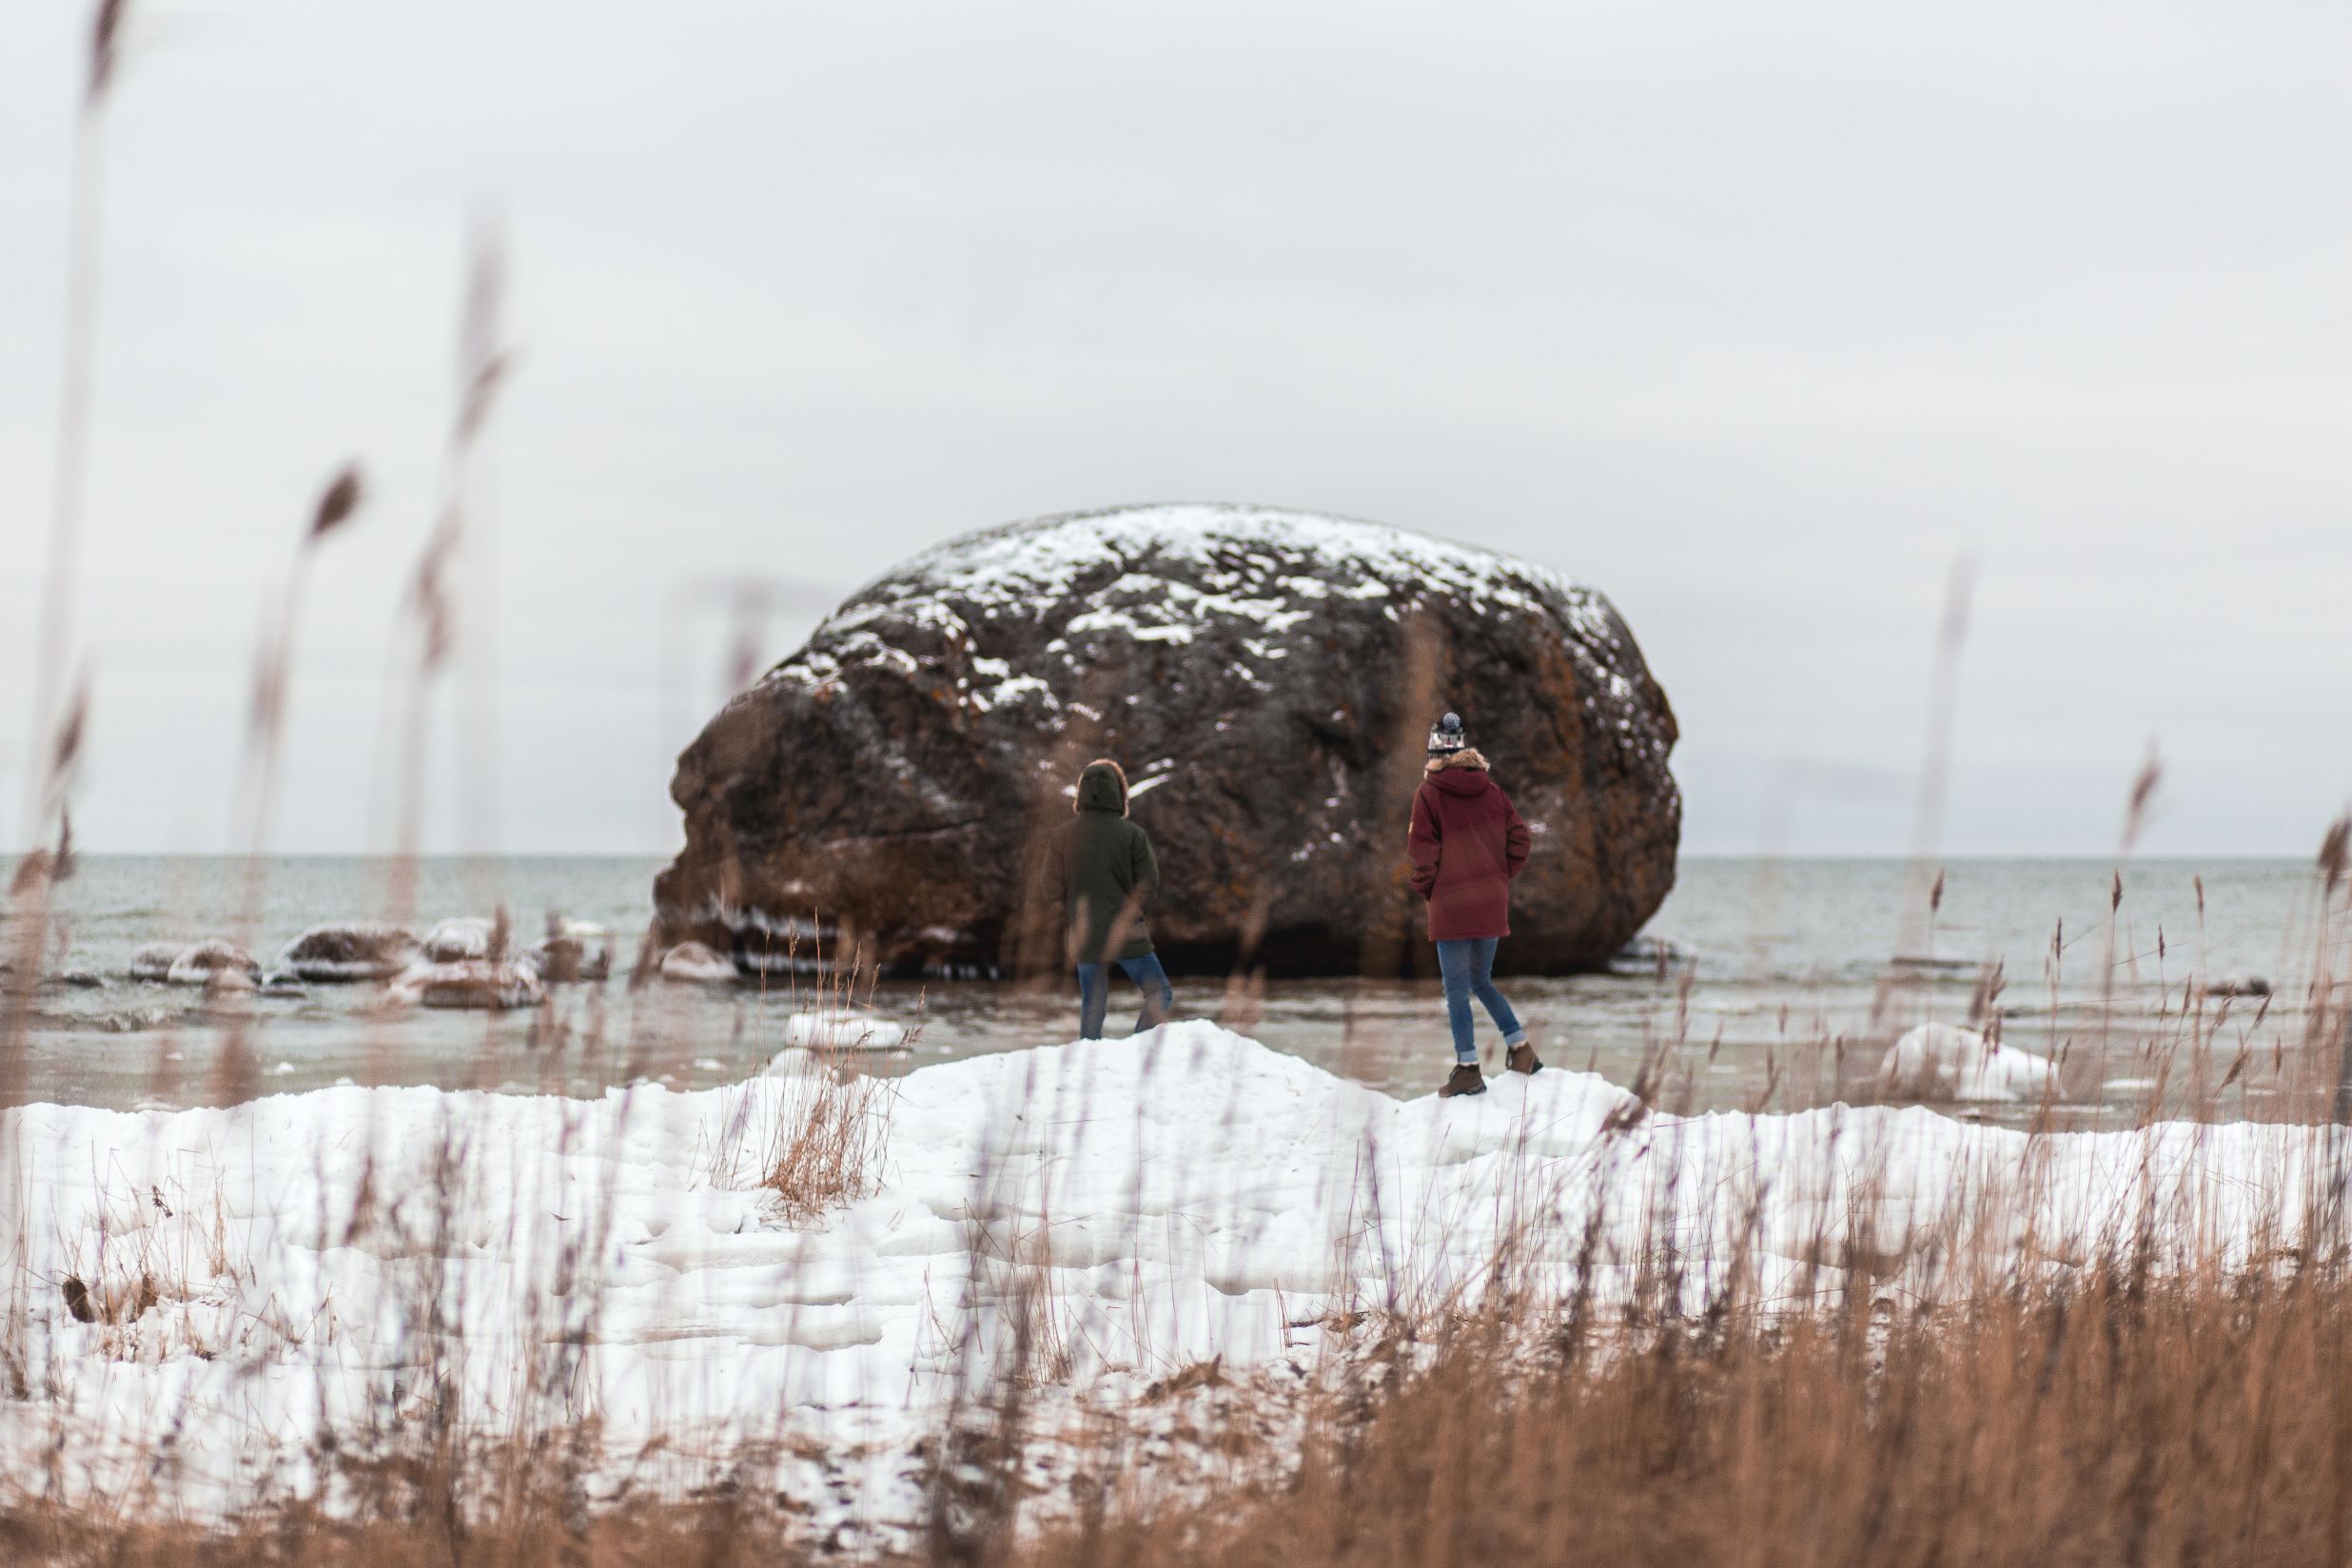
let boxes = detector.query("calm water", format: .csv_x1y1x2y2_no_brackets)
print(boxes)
3,855,2339,1124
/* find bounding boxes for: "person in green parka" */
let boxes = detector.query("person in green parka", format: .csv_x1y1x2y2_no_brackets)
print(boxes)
1042,758,1175,1039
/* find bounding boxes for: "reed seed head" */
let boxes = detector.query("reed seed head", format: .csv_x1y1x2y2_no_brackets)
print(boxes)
88,0,127,103
308,462,363,543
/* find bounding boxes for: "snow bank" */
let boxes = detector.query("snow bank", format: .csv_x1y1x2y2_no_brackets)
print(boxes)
3,1022,2337,1519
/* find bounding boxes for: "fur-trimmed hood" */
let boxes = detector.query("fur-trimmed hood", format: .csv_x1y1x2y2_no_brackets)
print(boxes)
1075,758,1130,815
1424,748,1490,775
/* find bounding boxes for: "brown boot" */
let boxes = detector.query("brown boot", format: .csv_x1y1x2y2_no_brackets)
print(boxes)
1440,1062,1486,1098
1507,1041,1543,1076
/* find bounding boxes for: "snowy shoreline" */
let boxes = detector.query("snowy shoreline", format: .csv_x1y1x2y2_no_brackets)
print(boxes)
4,1022,2337,1525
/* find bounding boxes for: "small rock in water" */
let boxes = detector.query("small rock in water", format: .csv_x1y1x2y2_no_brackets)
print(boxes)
164,940,262,988
54,969,106,990
1607,935,1681,975
1888,953,1978,973
128,942,189,982
530,917,612,983
657,942,737,985
276,923,420,982
2206,974,2271,998
389,959,545,1011
97,1007,176,1034
421,915,504,964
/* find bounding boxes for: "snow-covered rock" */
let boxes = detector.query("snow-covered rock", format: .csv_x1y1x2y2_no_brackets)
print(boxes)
655,503,1680,979
127,941,189,982
529,918,612,983
1880,1022,2057,1103
657,941,737,984
162,940,262,989
421,915,504,964
387,959,545,1010
276,923,420,982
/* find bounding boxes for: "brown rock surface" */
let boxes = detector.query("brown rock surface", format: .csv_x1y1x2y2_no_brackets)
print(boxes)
655,504,1678,978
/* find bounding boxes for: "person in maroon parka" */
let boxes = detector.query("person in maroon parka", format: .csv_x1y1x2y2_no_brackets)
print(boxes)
1408,712,1541,1098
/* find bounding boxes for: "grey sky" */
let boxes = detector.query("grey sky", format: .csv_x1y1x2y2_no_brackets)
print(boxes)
4,0,2347,859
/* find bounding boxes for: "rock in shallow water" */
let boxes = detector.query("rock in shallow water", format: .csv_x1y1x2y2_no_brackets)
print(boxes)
530,919,612,983
421,915,503,964
655,503,1679,978
388,960,545,1010
135,940,260,987
275,923,420,982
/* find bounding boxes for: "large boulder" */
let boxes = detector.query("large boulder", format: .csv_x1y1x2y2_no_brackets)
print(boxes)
654,504,1679,977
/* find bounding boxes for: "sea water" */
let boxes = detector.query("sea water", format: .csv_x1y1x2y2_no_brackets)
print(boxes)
2,854,2335,1123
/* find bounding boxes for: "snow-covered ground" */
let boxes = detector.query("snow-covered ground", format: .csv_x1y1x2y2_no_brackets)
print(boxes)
2,1022,2336,1525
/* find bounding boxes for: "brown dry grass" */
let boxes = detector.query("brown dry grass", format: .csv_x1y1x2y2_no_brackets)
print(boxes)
1029,1264,2352,1568
11,1257,2352,1566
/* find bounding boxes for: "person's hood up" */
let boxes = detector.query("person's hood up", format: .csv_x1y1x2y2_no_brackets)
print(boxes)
1075,759,1129,815
1426,750,1494,797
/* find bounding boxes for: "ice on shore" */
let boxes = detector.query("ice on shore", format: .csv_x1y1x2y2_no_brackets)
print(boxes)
4,1021,2340,1523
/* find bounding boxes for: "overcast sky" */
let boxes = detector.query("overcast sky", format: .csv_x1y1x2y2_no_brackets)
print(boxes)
3,0,2346,860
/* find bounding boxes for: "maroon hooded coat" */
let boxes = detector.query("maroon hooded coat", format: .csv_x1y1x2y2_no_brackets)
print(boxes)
1407,753,1533,942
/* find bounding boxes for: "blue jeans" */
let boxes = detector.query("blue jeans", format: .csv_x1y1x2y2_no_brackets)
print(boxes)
1076,953,1174,1040
1436,937,1525,1065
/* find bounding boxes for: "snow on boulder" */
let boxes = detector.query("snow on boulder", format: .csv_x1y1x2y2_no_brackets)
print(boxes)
1880,1022,2057,1104
529,918,612,983
421,915,506,964
778,1009,910,1051
162,940,261,989
654,503,1680,979
275,923,420,982
657,941,737,984
387,959,545,1010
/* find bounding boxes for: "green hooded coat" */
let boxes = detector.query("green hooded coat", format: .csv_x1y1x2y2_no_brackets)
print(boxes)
1044,761,1160,964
